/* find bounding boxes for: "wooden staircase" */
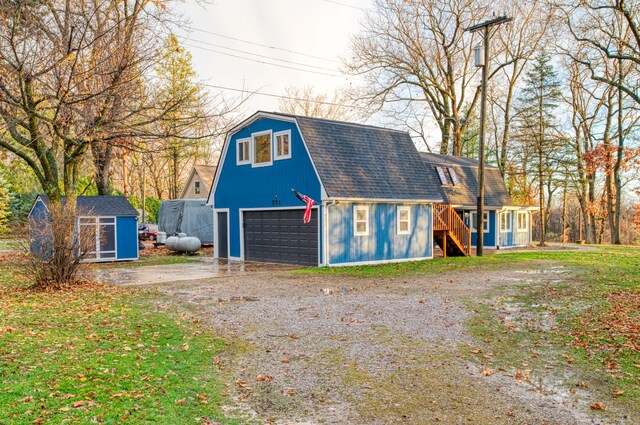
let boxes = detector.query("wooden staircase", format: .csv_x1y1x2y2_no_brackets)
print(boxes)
433,205,471,257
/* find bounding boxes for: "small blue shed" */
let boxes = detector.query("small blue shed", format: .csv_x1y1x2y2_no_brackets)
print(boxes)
29,195,139,262
208,111,443,266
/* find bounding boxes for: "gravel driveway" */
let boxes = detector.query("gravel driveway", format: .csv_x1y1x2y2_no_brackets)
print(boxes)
142,264,617,425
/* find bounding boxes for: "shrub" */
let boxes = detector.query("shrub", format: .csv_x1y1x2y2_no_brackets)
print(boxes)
26,199,94,290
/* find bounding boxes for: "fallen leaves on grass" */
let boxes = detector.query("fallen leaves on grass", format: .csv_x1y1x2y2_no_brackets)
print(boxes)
481,369,493,376
571,291,640,356
590,402,607,411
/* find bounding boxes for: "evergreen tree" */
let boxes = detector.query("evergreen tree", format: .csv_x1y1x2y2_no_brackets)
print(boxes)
515,51,563,246
154,34,208,199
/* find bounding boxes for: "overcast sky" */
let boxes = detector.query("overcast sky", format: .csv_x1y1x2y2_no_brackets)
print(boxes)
173,0,371,116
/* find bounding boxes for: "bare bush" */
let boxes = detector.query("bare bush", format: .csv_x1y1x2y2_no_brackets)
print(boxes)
26,200,95,290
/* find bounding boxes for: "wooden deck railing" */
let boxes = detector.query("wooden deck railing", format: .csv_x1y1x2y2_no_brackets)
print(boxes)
433,204,471,256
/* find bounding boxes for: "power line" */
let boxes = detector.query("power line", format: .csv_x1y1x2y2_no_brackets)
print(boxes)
183,42,353,79
189,27,341,64
183,37,340,73
320,0,365,11
199,82,367,110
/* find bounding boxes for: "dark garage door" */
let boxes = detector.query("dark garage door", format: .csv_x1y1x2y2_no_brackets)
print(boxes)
243,209,318,266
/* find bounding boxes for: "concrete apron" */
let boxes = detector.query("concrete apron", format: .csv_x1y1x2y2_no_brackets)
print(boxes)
88,258,300,286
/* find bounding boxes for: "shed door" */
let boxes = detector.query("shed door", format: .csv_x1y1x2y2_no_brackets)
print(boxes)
243,209,318,266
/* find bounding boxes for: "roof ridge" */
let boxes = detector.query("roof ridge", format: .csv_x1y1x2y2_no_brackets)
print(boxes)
258,110,410,135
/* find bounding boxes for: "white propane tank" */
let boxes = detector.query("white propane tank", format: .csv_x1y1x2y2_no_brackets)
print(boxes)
177,236,201,253
165,236,180,251
157,232,167,244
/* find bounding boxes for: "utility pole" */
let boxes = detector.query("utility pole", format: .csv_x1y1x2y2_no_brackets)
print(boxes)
465,15,512,256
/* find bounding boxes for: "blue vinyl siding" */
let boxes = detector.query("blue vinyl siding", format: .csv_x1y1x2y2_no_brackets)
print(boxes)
465,210,497,247
214,117,323,259
327,203,432,264
116,216,138,260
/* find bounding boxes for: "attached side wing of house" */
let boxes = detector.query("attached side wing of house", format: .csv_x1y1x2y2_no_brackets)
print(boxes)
420,152,537,249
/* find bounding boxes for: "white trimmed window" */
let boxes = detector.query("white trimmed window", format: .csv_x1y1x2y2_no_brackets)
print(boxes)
354,205,370,236
500,212,511,232
470,212,489,233
517,212,528,232
252,131,272,167
274,130,291,160
397,206,411,235
237,138,251,165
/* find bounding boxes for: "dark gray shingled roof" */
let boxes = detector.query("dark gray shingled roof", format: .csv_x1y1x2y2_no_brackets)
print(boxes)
38,195,139,216
284,114,443,201
420,152,512,208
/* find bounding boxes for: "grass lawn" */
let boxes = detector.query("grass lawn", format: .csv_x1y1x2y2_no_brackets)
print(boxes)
0,256,237,425
303,245,640,413
0,238,23,251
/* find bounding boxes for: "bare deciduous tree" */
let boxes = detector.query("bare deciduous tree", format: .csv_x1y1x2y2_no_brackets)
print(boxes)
279,85,357,121
347,0,490,155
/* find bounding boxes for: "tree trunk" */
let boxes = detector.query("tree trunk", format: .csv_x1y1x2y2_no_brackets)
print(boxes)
92,143,113,196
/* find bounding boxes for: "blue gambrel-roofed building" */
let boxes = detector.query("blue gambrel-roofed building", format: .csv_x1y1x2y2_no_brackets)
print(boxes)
207,111,443,266
29,195,139,262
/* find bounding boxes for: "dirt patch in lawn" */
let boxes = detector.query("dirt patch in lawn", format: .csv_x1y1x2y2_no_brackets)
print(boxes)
129,262,633,424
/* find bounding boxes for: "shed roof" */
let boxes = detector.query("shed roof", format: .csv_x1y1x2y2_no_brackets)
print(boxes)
262,112,443,201
419,152,512,208
37,195,139,216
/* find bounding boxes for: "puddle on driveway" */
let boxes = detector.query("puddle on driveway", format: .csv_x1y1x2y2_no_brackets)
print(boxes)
88,258,298,286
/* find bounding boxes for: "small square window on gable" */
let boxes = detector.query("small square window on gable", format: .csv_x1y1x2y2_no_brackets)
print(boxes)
252,131,272,167
237,138,251,165
274,130,291,160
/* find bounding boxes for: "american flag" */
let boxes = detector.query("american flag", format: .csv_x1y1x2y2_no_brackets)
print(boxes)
293,190,315,223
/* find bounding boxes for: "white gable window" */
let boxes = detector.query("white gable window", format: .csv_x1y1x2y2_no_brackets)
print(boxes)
517,212,528,232
194,181,200,195
354,205,370,236
500,212,511,232
470,211,489,233
274,130,291,160
237,138,251,165
252,131,272,167
397,206,411,235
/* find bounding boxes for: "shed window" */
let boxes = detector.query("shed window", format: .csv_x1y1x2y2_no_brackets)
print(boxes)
237,138,251,165
194,181,200,194
397,206,411,235
253,132,272,166
517,212,528,232
354,206,370,236
274,130,291,160
470,212,489,233
500,212,511,232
